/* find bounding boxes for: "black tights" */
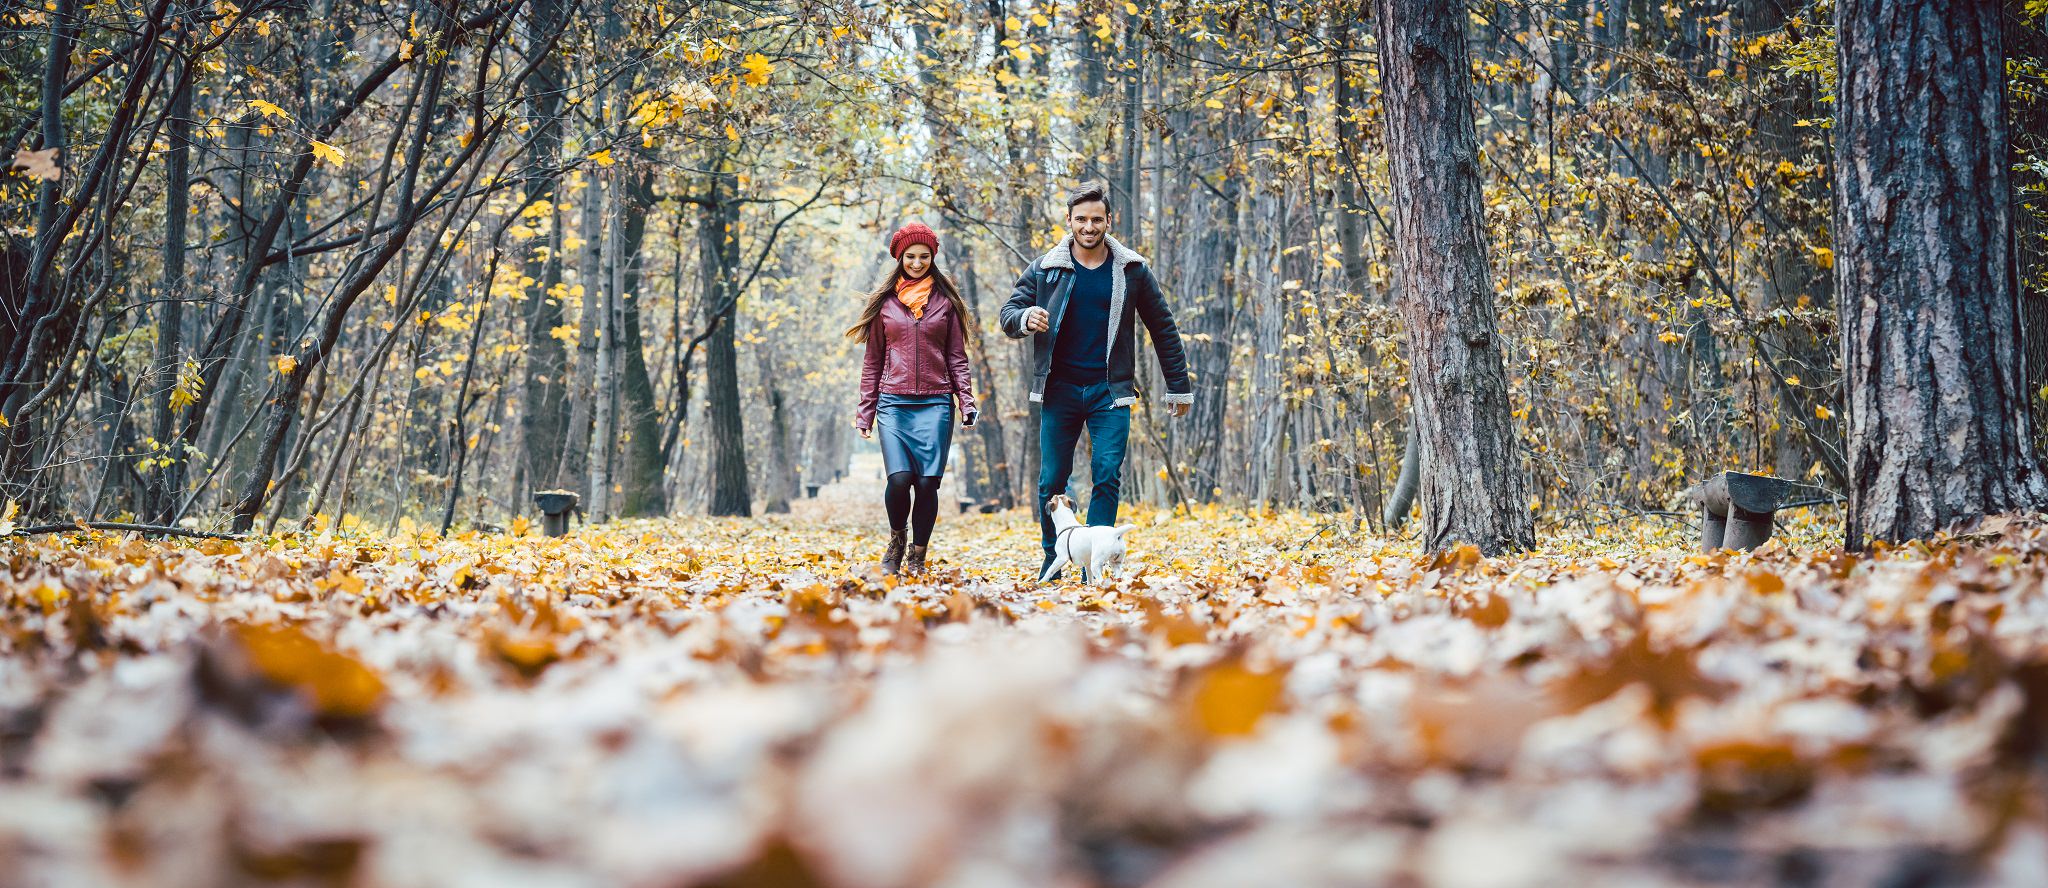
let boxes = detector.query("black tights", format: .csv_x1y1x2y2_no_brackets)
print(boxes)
885,471,944,546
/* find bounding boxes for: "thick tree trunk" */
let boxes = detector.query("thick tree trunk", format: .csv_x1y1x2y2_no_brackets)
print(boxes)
1833,0,2048,545
614,169,667,517
700,165,751,517
1373,0,1535,554
519,0,572,494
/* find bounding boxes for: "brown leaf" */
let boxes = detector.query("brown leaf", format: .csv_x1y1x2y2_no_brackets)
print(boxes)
702,838,828,888
1410,674,1559,771
1550,632,1730,723
11,147,58,181
1138,594,1208,646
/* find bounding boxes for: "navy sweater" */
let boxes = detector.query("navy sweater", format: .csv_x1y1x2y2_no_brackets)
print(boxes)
1050,257,1113,382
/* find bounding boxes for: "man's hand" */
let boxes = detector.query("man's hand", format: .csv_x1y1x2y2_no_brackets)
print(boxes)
1169,401,1191,418
1023,306,1051,333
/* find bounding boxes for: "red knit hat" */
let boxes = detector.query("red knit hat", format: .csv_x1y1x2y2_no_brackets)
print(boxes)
889,222,939,259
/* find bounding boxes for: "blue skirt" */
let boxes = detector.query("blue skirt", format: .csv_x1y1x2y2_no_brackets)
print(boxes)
877,393,952,477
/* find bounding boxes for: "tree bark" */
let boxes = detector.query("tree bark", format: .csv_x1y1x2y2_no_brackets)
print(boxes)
588,185,620,522
148,7,194,522
1373,0,1535,554
700,163,751,517
1833,0,2048,545
519,0,573,493
757,346,795,514
563,166,606,494
614,168,667,517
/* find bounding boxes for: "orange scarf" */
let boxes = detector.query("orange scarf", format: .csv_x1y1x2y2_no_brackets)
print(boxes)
896,274,933,319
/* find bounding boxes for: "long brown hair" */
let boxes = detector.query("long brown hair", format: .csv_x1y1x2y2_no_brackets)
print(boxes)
844,255,975,344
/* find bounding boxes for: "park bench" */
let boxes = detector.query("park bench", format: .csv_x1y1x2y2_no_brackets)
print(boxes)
532,490,582,537
1684,471,1835,551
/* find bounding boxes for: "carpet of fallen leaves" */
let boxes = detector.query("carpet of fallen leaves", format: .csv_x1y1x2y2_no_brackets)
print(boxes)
6,475,2048,887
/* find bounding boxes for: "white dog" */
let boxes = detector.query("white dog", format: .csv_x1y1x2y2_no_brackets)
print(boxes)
1040,494,1135,583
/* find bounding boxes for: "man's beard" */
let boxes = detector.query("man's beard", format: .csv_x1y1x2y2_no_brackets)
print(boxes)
1077,231,1103,246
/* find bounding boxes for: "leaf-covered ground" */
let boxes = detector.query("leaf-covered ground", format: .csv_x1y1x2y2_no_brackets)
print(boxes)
5,472,2048,887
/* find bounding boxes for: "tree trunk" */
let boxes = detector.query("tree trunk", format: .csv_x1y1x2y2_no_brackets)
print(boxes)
1833,0,2048,545
148,13,193,523
588,189,620,522
757,346,795,514
615,168,667,517
564,167,606,494
519,0,572,494
1373,0,1535,554
1384,418,1421,528
701,164,751,517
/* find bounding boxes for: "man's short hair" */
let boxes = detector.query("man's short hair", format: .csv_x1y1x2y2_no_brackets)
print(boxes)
1066,182,1111,215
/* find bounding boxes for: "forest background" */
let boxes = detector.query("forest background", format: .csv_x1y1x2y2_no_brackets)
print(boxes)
4,0,2046,541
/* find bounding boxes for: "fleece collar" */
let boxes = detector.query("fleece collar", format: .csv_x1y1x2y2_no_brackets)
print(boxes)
1038,233,1146,271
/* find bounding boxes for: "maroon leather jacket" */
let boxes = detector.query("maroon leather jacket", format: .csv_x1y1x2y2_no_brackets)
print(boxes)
856,291,978,431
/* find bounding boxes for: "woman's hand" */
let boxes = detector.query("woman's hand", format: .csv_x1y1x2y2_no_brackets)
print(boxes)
962,409,978,428
856,422,872,439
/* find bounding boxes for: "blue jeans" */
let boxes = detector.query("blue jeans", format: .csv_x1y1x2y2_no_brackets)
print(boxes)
1038,377,1130,569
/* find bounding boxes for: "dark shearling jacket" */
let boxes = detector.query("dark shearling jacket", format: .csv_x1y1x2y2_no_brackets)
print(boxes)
998,234,1193,408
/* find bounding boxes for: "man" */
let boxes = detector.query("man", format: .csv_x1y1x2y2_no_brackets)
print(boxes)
1000,182,1193,580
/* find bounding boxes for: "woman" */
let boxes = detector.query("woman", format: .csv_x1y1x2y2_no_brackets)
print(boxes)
849,222,979,575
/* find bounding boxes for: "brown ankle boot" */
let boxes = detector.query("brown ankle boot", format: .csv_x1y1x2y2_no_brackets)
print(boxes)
881,529,907,575
905,543,928,575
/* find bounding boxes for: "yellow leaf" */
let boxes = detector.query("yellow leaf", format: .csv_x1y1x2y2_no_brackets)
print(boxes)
247,98,292,121
234,623,385,718
309,139,345,167
1204,98,1224,109
741,53,773,86
1125,1,1139,13
589,148,614,166
725,123,740,141
1185,657,1289,737
1815,405,1832,420
1810,246,1834,269
273,354,298,376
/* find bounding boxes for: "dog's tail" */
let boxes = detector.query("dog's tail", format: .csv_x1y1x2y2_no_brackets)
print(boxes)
1111,524,1136,537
